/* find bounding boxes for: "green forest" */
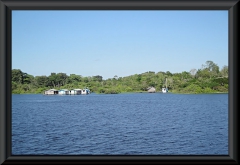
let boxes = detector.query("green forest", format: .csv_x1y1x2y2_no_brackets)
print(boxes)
12,61,228,94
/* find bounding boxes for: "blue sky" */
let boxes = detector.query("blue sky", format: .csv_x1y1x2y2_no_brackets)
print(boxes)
12,10,228,79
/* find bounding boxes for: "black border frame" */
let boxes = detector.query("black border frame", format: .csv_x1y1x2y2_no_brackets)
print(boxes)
0,0,238,164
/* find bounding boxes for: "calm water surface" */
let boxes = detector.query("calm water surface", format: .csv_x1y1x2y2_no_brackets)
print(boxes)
12,93,228,155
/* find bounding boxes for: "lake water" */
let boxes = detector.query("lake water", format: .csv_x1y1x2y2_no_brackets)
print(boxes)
12,93,228,155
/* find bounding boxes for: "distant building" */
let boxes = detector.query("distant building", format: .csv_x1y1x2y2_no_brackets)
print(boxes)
69,89,82,95
59,89,70,95
147,87,156,93
44,88,91,95
44,89,58,95
82,88,90,95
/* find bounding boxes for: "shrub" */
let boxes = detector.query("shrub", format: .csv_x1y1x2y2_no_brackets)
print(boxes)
183,84,202,93
202,87,214,93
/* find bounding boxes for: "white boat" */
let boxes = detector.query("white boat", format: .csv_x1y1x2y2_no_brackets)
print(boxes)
162,78,168,93
162,87,168,93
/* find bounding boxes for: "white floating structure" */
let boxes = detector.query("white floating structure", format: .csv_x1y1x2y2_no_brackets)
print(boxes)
58,89,70,95
44,89,59,95
44,88,91,95
69,89,82,95
81,88,90,95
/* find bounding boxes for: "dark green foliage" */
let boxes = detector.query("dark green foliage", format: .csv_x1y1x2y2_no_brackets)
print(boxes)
11,61,228,94
93,75,103,82
12,69,24,84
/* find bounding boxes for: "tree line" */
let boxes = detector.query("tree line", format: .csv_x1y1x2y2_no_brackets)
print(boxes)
12,60,228,94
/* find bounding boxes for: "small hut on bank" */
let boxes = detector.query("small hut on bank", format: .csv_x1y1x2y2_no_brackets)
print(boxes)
147,87,156,93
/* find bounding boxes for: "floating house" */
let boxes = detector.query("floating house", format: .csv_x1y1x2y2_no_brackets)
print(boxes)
44,88,91,95
58,89,70,95
44,89,59,95
147,87,156,93
81,88,90,95
69,89,82,95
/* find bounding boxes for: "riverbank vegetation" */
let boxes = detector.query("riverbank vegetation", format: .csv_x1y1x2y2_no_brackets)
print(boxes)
12,61,228,94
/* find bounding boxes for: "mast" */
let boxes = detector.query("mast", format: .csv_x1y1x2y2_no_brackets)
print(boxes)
166,78,167,88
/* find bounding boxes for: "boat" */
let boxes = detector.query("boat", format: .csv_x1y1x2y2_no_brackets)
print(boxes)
162,78,168,93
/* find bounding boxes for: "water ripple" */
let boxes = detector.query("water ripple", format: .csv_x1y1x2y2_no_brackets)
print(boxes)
12,93,228,155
